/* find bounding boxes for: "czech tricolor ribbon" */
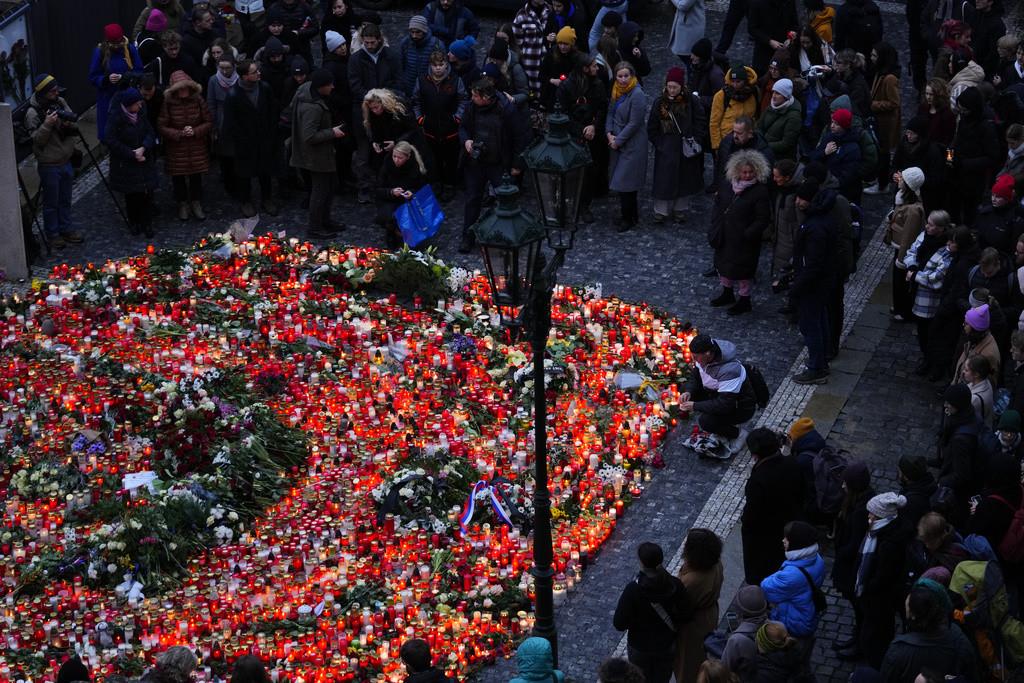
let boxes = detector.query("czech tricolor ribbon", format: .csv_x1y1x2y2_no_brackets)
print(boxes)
459,479,515,533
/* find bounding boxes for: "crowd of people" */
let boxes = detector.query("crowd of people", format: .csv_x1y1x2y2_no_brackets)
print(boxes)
24,0,1024,682
23,0,1024,388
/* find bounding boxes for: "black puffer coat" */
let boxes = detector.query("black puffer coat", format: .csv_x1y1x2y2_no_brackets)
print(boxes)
225,81,281,178
711,179,771,280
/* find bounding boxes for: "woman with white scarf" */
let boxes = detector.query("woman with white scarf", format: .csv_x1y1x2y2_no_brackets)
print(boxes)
849,492,912,669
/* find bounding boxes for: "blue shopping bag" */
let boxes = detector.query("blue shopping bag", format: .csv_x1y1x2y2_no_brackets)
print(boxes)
394,185,445,248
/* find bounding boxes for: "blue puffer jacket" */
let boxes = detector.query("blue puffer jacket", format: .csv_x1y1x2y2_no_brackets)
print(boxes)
509,637,565,683
760,552,826,638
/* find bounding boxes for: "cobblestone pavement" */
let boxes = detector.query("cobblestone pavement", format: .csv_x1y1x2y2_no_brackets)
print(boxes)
30,1,927,681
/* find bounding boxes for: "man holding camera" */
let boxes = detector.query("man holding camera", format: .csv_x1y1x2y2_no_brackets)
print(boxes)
458,77,527,253
25,74,83,248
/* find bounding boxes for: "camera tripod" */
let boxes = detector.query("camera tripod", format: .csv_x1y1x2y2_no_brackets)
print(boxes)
18,127,131,259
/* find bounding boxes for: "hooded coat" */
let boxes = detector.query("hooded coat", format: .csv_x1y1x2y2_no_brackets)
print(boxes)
509,637,565,683
613,567,695,654
668,0,705,57
617,22,651,80
606,85,649,193
157,71,212,176
709,66,758,150
712,175,771,280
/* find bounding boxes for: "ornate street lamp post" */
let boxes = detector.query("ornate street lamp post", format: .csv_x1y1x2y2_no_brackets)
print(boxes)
470,111,590,666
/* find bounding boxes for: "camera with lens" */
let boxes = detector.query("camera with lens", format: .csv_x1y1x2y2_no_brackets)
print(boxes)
46,105,78,123
470,140,486,161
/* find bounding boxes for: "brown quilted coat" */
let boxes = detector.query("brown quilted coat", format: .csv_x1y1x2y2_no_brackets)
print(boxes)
157,70,212,176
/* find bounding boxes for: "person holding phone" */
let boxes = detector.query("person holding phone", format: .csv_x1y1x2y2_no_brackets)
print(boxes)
375,141,428,249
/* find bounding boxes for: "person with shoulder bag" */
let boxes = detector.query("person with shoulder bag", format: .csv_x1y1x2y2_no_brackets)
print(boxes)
614,542,696,683
647,66,706,224
885,167,926,321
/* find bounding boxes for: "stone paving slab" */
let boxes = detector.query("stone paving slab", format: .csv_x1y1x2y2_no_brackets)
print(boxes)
24,2,927,681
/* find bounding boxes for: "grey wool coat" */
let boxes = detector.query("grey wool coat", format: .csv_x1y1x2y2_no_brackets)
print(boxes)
606,86,648,193
669,0,705,57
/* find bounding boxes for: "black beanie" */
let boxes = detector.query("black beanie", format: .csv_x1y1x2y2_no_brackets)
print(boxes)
795,180,819,201
600,11,623,27
906,115,928,136
785,521,818,550
803,160,828,183
943,383,972,412
957,86,983,115
310,68,334,90
691,38,712,61
57,657,90,683
898,453,928,482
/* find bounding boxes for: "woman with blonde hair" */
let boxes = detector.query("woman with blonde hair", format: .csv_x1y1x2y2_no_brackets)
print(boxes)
375,140,429,249
709,149,771,315
606,61,647,231
362,88,423,182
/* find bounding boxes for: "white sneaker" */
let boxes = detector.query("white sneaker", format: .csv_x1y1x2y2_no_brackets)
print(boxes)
728,429,750,455
862,183,883,195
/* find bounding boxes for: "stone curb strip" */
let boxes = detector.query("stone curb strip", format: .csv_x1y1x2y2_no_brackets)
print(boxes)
612,215,893,657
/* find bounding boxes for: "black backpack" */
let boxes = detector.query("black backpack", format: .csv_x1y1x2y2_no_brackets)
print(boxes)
12,102,35,147
743,363,770,409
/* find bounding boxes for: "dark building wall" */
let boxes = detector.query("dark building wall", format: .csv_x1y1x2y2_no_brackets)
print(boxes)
28,0,148,113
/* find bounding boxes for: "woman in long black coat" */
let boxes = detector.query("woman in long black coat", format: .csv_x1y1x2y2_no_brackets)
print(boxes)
105,88,159,237
647,66,707,224
830,462,874,654
375,141,429,249
226,59,283,217
710,148,771,316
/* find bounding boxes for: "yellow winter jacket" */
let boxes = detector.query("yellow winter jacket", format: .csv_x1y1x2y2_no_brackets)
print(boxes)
709,66,759,150
810,7,835,45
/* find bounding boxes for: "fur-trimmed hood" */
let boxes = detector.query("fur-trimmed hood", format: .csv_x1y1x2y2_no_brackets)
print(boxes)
164,69,201,98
